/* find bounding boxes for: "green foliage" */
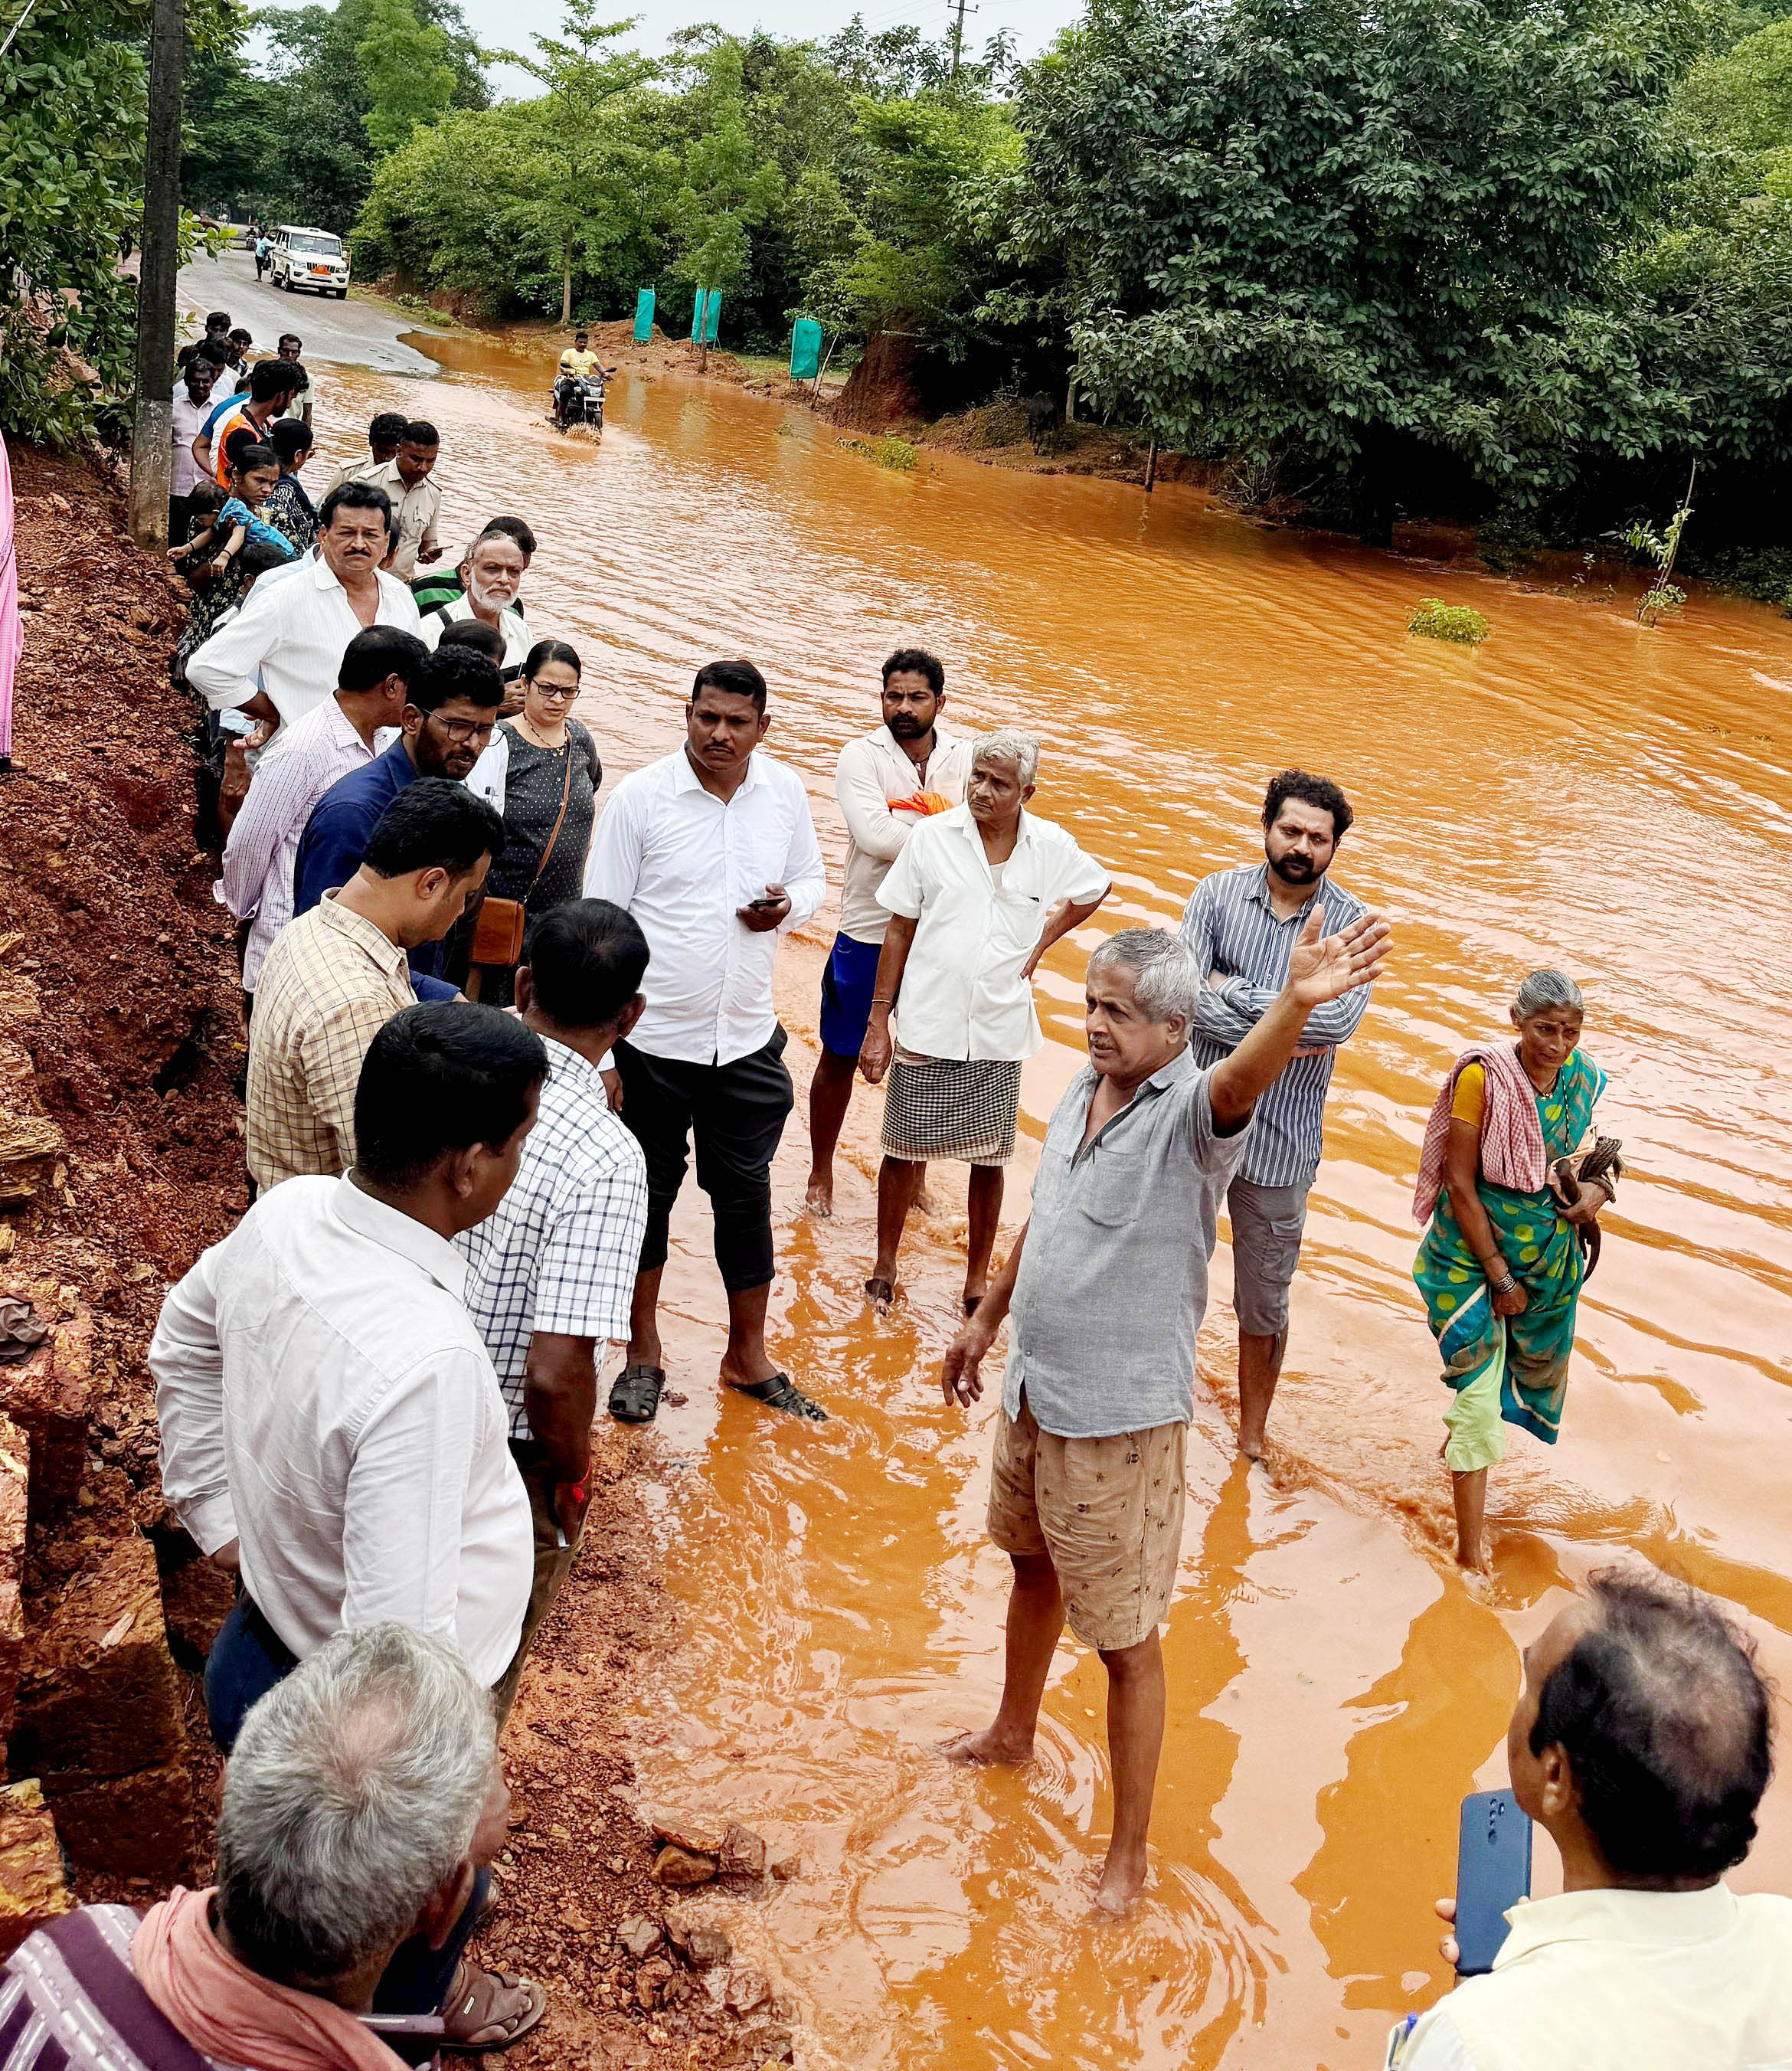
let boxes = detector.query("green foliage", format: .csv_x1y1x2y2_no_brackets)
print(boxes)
1408,599,1491,645
0,0,235,445
839,434,918,469
358,0,457,157
1010,0,1707,515
182,0,489,231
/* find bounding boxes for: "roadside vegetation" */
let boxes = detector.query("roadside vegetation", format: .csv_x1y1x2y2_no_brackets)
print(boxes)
11,0,1792,577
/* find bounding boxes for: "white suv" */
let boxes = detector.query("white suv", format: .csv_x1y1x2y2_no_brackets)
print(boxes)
270,225,350,299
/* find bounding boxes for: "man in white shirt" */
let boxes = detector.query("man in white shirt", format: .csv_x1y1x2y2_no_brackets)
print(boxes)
152,998,544,1751
185,480,420,735
859,728,1110,1314
356,420,444,581
459,901,651,1717
584,659,827,1422
805,646,972,1219
217,624,427,1006
1397,1569,1791,2070
169,354,221,545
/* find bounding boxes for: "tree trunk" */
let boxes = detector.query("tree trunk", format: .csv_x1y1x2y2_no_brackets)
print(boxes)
560,241,572,328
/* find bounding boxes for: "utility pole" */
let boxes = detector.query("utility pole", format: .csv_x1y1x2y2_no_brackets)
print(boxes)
127,0,183,552
949,0,977,80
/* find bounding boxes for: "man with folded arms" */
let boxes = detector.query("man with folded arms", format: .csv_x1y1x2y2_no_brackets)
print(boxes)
939,914,1388,1916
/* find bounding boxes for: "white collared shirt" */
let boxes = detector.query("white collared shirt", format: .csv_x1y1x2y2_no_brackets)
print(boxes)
150,1173,532,1686
583,746,826,1066
185,555,421,728
1397,1882,1792,2071
217,695,377,991
834,723,973,944
876,803,1110,1061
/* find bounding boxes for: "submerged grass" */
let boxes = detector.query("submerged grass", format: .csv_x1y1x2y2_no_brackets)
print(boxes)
839,434,918,471
1408,597,1490,645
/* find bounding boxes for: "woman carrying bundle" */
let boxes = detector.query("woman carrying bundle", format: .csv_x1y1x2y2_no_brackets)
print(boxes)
1413,970,1620,1569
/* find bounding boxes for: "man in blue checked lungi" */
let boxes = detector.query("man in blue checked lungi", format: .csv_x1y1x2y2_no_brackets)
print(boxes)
857,729,1110,1317
1178,768,1374,1459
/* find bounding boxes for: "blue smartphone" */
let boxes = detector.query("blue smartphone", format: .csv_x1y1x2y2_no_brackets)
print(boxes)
1454,1789,1532,1974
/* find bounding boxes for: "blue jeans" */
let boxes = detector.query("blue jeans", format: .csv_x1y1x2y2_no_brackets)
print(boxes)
204,1594,489,2015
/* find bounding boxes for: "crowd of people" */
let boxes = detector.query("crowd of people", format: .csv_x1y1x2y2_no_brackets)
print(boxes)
61,317,1776,2067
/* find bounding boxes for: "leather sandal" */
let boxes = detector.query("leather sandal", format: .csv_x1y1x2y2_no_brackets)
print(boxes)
439,1958,547,2052
730,1372,829,1422
608,1362,665,1424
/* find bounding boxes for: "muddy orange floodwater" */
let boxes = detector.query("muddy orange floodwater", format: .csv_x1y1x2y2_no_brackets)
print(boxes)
331,336,1791,2069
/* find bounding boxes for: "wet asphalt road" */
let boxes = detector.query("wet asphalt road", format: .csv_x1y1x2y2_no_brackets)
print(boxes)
175,245,443,378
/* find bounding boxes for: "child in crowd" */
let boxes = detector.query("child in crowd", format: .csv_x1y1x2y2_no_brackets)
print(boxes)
172,437,293,580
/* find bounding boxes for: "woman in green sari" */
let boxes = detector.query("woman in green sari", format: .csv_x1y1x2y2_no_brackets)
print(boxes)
1413,971,1616,1569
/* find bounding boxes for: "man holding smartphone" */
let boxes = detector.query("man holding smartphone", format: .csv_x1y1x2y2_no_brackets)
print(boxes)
1395,1572,1791,2068
584,660,826,1424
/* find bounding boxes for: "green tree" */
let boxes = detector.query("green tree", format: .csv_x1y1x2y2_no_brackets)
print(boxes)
358,0,458,157
1012,0,1704,525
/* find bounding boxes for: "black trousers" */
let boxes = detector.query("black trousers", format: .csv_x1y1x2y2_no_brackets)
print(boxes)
616,1028,793,1292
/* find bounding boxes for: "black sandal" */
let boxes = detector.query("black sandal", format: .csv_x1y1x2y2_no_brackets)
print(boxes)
865,1276,895,1313
731,1372,829,1422
609,1363,665,1423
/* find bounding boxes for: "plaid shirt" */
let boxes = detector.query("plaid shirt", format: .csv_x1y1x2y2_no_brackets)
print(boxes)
458,1036,649,1441
246,896,416,1190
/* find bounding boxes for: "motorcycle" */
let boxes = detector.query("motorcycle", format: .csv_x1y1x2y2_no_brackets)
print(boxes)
551,373,606,434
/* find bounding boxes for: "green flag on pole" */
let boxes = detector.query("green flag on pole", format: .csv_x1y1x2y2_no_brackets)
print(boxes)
633,289,654,343
703,289,722,344
689,291,705,342
790,318,822,381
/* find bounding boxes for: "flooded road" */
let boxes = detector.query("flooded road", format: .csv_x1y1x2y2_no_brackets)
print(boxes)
324,335,1792,2069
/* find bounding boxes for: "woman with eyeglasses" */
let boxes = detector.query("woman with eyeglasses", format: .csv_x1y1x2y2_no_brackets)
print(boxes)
475,640,601,1005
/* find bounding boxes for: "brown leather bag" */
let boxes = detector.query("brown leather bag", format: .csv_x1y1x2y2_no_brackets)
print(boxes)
468,736,577,971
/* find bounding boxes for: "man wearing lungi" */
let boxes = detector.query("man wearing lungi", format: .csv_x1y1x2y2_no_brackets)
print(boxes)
857,728,1110,1316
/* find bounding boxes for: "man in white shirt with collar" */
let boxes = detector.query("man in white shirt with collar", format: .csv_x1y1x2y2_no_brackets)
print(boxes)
805,646,972,1219
357,420,445,582
185,479,421,738
1397,1569,1792,2070
151,1002,546,2050
584,659,826,1423
859,728,1110,1315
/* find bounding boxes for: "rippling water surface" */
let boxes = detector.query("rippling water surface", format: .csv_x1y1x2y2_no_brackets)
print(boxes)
332,336,1792,2069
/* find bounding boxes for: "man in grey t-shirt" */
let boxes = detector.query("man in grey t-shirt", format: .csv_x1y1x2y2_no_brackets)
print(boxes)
940,912,1388,1917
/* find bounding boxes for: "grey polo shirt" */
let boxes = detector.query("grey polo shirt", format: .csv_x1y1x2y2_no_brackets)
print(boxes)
1004,1047,1253,1440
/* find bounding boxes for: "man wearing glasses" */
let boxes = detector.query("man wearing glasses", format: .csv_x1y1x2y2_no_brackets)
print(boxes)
293,645,505,1000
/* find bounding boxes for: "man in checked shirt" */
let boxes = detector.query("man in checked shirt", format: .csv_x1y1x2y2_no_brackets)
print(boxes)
458,900,652,1719
1179,769,1374,1458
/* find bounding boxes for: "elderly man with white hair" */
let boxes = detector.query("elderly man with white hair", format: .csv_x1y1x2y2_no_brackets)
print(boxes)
937,916,1388,1917
858,728,1110,1315
0,1625,546,2067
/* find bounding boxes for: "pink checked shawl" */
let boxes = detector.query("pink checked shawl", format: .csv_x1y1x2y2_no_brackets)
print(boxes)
1411,1042,1547,1225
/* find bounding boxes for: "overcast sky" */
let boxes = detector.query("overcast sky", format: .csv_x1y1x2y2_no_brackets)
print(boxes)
259,0,1087,97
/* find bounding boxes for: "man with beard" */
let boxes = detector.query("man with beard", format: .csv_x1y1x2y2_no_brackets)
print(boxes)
805,649,972,1217
1178,770,1372,1458
293,644,504,999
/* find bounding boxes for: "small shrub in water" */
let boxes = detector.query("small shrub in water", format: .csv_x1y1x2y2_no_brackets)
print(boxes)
1408,597,1490,646
839,435,918,472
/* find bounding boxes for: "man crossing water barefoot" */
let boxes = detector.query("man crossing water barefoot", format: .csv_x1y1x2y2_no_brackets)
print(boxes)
938,911,1389,1915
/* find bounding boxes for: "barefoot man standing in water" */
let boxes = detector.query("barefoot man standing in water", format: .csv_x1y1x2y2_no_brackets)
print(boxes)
940,914,1389,1912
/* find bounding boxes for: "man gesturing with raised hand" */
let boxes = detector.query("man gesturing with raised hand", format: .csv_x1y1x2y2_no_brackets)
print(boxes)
937,906,1390,1917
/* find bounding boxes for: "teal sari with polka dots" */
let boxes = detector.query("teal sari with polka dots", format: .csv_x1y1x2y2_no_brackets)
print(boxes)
1414,1049,1607,1448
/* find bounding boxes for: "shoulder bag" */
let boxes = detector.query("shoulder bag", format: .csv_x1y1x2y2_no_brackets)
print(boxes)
469,736,576,971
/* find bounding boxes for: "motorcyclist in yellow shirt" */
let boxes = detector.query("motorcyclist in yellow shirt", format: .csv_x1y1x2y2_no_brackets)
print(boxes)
554,330,615,429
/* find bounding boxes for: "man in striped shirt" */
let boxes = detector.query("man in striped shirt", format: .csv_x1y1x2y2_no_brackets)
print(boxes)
1179,769,1372,1457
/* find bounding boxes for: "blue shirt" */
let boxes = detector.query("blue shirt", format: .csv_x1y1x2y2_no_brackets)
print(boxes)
1177,861,1370,1187
293,740,457,999
218,496,295,563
